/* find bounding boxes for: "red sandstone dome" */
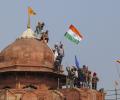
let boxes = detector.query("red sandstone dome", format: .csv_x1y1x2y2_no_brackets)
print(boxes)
0,29,54,72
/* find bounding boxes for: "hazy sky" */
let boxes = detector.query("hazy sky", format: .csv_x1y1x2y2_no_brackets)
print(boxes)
0,0,120,91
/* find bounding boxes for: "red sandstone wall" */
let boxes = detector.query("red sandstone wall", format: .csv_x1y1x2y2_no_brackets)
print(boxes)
0,88,105,100
60,88,105,100
0,73,58,90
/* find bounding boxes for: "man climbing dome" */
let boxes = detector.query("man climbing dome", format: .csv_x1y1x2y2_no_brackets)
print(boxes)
53,42,64,72
40,30,49,43
34,21,45,39
35,21,44,35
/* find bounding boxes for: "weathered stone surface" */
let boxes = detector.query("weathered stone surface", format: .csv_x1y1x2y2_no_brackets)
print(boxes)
0,72,66,90
59,88,105,100
0,38,54,72
0,88,105,100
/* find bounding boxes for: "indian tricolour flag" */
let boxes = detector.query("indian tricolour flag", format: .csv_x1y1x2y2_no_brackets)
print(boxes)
64,25,83,44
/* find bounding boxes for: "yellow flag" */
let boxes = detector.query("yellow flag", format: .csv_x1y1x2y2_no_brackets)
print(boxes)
116,60,120,63
28,7,36,16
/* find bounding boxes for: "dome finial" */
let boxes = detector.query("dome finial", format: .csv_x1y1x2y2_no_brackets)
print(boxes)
19,7,36,39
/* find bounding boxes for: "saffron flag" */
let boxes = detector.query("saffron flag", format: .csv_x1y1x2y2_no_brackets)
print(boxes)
64,25,83,44
116,60,120,63
28,7,36,16
75,55,80,69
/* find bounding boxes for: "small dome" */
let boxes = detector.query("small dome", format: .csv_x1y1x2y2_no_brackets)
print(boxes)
0,37,55,72
20,28,35,38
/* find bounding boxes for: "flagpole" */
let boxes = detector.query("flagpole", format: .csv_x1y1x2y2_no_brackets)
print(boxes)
114,83,118,100
57,67,60,89
115,88,118,100
27,14,31,29
27,7,36,29
115,63,120,81
57,77,60,89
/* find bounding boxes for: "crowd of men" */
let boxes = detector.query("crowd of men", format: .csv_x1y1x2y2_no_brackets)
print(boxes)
52,42,99,90
34,22,99,90
34,22,49,43
66,65,99,90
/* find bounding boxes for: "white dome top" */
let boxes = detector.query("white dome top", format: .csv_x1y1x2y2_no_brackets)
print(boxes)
20,28,35,38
